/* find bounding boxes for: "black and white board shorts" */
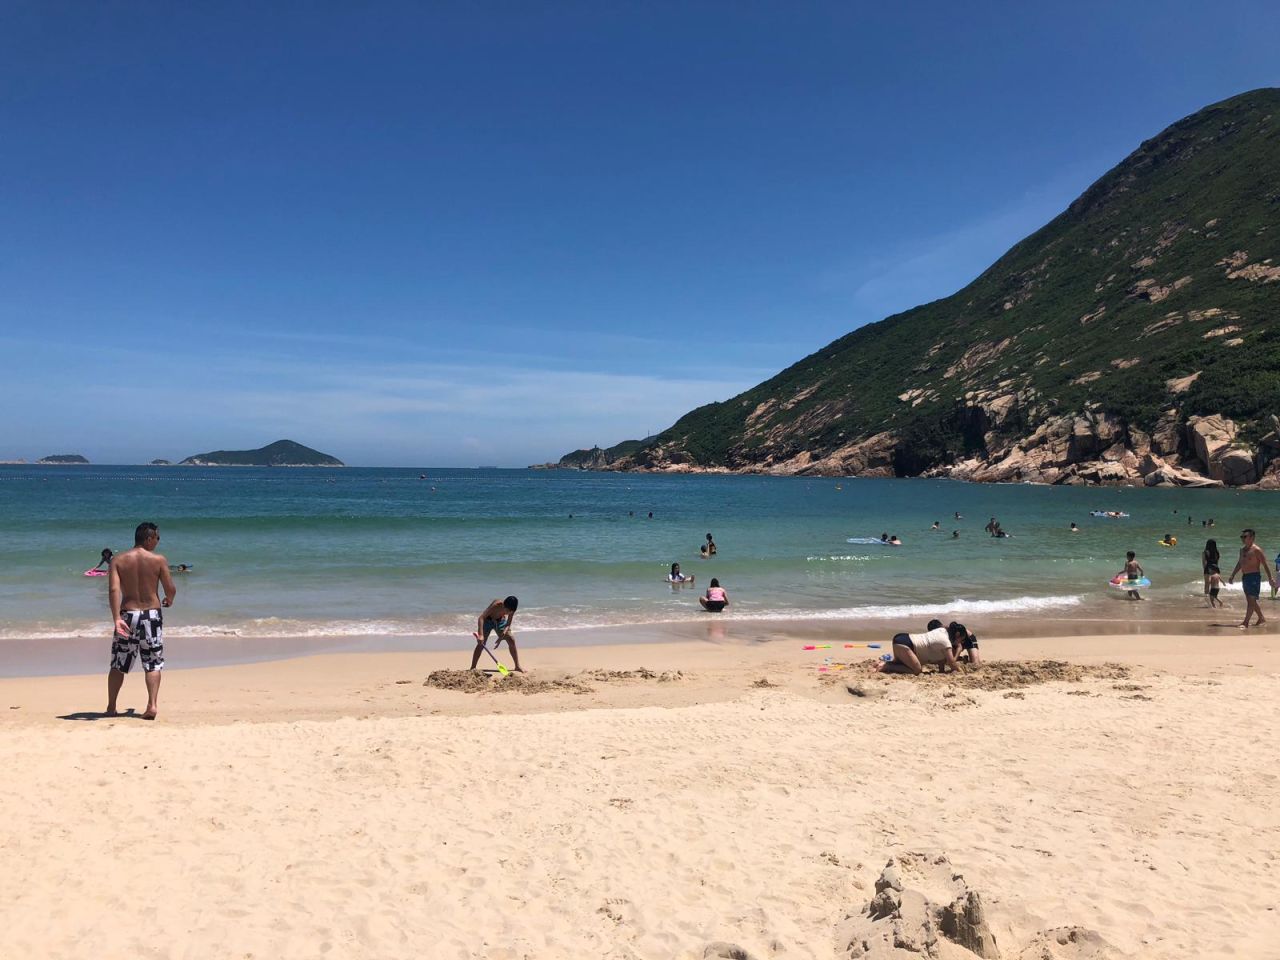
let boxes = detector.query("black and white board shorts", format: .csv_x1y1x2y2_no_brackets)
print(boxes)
111,608,165,673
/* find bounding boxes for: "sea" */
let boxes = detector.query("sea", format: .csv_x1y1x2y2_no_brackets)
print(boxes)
0,465,1274,670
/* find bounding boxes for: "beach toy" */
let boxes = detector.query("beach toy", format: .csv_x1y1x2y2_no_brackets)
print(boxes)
880,654,893,662
803,644,832,650
1157,538,1177,547
471,632,510,676
83,569,106,577
844,643,882,649
1109,576,1151,589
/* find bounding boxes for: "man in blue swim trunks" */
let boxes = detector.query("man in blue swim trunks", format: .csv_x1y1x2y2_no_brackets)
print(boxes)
1228,529,1276,629
471,596,523,671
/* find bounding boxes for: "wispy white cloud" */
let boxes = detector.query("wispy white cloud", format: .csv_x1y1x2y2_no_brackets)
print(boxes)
0,344,759,465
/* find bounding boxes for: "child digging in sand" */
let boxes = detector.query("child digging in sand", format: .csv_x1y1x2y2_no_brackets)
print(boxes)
471,596,523,672
875,619,959,675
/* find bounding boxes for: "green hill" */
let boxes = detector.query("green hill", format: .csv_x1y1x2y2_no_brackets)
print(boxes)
37,454,89,464
181,440,343,467
564,88,1280,487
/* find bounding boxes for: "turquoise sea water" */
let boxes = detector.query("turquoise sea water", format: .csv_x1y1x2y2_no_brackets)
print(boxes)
1,465,1275,653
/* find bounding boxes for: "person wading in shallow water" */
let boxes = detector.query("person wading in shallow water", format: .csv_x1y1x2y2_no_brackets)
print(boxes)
107,522,176,720
1228,529,1277,629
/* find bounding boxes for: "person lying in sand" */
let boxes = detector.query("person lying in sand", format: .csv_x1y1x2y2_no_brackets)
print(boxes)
875,619,959,675
471,596,523,672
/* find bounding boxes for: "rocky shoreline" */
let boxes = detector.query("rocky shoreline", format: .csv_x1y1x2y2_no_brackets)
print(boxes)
551,408,1280,489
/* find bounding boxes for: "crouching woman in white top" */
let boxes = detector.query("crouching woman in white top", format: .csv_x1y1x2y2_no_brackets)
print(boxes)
876,619,963,675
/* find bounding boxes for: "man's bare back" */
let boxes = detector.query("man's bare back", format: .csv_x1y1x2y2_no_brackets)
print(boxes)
106,523,176,719
110,546,176,632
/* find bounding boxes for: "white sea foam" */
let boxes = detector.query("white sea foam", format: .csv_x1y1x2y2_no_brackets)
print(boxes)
730,594,1086,621
0,594,1087,642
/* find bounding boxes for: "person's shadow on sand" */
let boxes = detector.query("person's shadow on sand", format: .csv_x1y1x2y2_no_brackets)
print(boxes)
58,709,146,721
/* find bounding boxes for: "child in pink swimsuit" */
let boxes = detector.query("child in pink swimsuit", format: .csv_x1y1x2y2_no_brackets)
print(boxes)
699,578,729,612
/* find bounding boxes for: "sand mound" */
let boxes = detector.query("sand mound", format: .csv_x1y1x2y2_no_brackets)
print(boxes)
828,661,1131,693
838,854,1114,959
424,667,684,696
942,661,1130,691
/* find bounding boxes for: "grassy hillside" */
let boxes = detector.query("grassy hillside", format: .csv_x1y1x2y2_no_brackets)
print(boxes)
583,89,1280,476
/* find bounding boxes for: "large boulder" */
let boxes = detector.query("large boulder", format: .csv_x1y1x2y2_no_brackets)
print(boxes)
1151,410,1185,456
1186,415,1237,469
1140,453,1222,487
1185,415,1259,485
1216,447,1258,485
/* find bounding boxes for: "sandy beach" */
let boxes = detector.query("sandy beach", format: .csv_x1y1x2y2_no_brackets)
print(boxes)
1,629,1278,959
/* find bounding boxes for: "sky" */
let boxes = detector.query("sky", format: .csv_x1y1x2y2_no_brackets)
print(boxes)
2,1,1278,466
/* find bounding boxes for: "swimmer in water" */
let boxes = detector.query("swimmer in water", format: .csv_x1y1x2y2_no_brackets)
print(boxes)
93,548,114,571
668,562,694,584
1070,522,1079,532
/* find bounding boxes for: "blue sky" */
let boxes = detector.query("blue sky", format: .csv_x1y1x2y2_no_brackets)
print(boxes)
2,1,1277,466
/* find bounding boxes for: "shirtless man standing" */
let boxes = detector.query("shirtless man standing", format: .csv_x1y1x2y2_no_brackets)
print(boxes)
1228,528,1276,629
107,522,176,719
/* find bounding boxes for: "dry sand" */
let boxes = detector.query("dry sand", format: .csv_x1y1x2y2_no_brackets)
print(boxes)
1,631,1278,959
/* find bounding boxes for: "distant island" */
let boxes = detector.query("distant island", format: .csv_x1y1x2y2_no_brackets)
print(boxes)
150,459,172,465
38,454,89,464
180,439,343,467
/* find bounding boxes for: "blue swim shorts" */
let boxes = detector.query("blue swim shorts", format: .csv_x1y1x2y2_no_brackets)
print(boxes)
1242,572,1262,597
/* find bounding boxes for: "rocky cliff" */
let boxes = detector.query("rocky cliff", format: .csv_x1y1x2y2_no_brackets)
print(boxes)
559,89,1280,488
